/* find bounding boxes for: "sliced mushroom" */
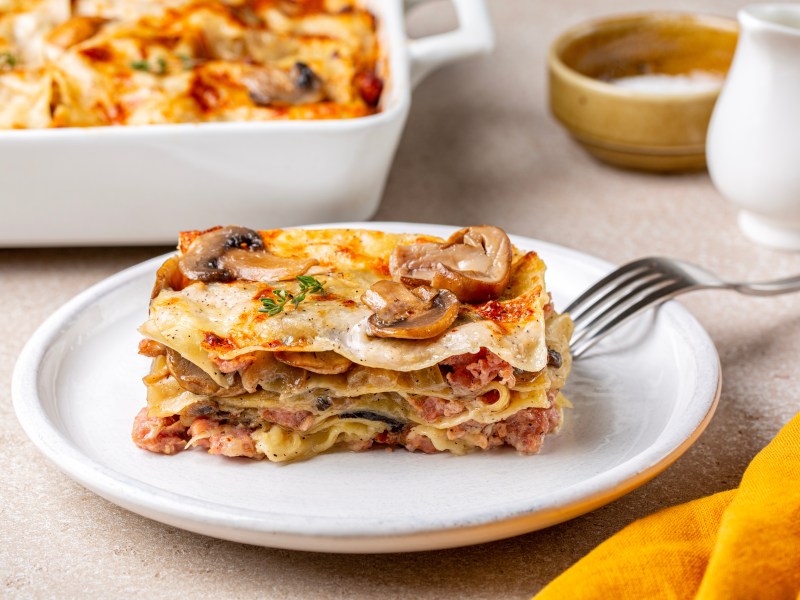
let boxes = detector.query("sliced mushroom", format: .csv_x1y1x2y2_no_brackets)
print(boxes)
274,351,353,375
151,255,190,298
138,339,167,357
165,349,246,397
220,248,318,282
547,348,563,369
511,367,544,386
178,226,317,283
361,280,459,339
242,61,324,106
339,410,406,433
185,402,218,417
315,395,333,411
390,226,513,304
240,351,308,394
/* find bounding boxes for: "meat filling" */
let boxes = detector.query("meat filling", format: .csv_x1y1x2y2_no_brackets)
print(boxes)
447,403,562,454
380,398,562,455
262,408,315,432
132,408,188,455
187,419,258,458
407,395,465,422
440,349,516,395
135,346,563,460
134,395,562,458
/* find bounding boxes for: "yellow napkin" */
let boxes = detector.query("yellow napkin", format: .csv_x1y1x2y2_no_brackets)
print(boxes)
534,412,800,600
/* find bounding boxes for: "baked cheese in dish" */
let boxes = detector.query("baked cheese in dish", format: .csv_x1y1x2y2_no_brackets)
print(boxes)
133,226,574,462
0,0,382,128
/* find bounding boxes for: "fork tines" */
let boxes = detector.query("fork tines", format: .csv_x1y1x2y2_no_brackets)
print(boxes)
566,257,696,358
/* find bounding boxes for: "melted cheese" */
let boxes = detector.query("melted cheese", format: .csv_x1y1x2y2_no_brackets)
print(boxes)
0,0,381,128
142,229,550,382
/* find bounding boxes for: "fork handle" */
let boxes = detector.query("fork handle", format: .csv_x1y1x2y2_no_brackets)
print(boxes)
732,276,800,296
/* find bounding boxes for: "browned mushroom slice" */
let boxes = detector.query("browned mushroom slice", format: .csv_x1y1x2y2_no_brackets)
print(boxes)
389,226,513,304
361,280,459,339
138,339,167,357
242,62,324,106
220,248,317,282
150,254,197,297
274,351,353,374
240,352,308,394
178,226,317,283
165,349,246,397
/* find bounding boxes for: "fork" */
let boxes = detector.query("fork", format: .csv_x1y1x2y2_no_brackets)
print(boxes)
565,257,800,359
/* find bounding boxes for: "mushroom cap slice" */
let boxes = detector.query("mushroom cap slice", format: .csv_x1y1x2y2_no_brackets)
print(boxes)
220,248,317,283
389,226,513,304
178,226,317,283
361,280,460,340
165,349,246,397
242,62,324,106
151,255,190,298
274,351,353,375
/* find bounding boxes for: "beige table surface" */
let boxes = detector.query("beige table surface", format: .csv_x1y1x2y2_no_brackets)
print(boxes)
3,1,800,598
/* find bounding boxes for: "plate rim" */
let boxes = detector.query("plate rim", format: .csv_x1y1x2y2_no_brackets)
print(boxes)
12,222,722,552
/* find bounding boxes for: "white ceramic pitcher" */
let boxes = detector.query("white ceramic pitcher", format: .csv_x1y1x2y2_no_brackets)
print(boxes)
707,4,800,250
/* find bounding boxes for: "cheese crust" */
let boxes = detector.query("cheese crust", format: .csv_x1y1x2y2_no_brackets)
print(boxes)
0,0,382,128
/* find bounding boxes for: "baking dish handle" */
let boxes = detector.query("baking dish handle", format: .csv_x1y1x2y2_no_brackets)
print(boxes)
405,0,495,88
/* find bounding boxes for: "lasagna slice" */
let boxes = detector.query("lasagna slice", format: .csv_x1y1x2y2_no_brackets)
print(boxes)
133,226,573,462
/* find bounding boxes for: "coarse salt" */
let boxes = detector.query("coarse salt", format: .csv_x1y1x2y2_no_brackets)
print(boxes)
610,71,724,94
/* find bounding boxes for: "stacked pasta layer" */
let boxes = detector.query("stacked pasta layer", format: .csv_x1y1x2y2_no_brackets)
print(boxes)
134,226,573,462
0,0,381,128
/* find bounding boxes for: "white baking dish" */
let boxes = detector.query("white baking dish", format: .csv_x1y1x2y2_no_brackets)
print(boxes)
0,0,493,247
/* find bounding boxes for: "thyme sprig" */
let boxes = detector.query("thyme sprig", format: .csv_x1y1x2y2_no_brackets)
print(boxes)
131,57,168,75
260,289,293,316
0,52,17,70
295,275,325,301
177,53,196,70
259,275,325,316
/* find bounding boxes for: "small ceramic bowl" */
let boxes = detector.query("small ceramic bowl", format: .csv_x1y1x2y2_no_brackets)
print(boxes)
548,12,738,172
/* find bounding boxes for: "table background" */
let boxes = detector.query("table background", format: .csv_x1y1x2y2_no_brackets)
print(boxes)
3,1,799,597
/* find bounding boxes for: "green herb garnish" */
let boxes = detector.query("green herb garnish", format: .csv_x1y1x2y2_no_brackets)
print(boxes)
259,276,325,316
131,57,168,75
260,289,293,316
294,275,325,304
177,53,195,70
0,52,17,69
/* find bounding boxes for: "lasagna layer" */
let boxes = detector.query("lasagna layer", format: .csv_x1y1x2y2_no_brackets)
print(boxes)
134,227,574,462
0,0,382,128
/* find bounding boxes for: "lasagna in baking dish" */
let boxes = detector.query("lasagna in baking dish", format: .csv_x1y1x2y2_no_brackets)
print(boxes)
0,0,382,128
133,226,574,462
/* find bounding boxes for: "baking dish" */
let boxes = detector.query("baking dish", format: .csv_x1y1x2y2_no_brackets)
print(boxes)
0,0,493,247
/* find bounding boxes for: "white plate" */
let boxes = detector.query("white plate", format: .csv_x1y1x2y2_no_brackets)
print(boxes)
12,222,721,553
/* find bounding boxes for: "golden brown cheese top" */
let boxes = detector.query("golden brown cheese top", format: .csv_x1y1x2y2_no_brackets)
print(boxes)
141,228,551,383
0,0,382,128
